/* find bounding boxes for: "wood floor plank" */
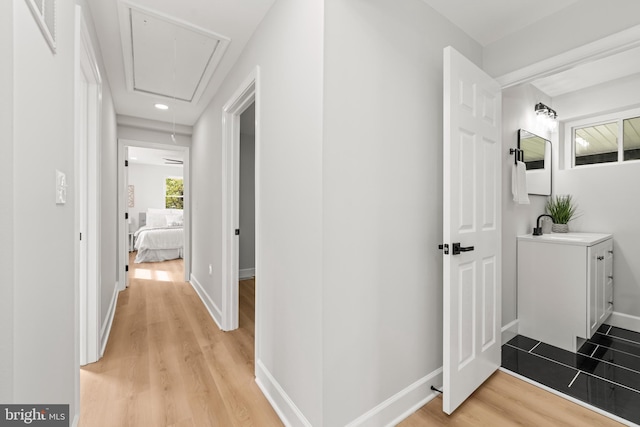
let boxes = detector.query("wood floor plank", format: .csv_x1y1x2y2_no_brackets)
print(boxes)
80,255,281,427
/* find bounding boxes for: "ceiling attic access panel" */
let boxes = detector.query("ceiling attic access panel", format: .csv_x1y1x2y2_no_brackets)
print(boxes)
118,2,230,104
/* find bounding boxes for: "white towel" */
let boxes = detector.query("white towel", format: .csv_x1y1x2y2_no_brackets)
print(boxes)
512,160,530,204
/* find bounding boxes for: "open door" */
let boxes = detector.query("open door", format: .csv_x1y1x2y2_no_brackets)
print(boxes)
442,46,502,414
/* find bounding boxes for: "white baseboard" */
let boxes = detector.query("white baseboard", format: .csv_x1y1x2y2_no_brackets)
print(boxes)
501,319,519,345
72,413,79,427
255,360,312,427
189,274,223,330
346,368,442,427
100,282,120,357
607,311,640,334
239,268,255,280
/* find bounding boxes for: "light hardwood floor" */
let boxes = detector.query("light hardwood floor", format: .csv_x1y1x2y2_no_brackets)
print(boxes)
80,255,622,426
79,255,281,426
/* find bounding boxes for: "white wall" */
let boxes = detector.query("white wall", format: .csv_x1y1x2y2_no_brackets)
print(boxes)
239,132,256,271
11,0,77,417
322,0,482,424
191,0,324,424
483,0,640,78
118,124,192,147
0,0,14,403
552,75,640,323
128,163,184,230
501,84,553,327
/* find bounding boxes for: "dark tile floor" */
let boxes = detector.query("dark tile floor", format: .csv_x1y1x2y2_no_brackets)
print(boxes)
502,324,640,425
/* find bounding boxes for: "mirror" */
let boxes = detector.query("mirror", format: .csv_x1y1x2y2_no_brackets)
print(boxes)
518,129,551,195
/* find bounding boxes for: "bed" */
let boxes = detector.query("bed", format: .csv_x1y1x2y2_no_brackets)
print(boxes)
134,208,184,263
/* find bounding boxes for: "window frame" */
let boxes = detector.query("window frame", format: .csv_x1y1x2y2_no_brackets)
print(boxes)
565,106,640,169
165,176,184,209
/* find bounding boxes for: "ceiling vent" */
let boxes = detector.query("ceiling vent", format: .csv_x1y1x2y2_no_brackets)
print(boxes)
118,1,230,104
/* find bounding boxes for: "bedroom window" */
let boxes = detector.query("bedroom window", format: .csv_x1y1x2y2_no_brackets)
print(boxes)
165,177,184,209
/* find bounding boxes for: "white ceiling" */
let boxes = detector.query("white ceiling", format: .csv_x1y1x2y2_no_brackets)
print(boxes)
86,0,276,126
129,147,184,167
421,0,580,46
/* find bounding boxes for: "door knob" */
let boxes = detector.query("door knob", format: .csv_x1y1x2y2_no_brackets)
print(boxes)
452,242,474,255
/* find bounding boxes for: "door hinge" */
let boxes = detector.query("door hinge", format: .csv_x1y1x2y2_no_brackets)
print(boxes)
235,229,240,236
125,160,129,167
79,232,82,241
125,212,129,220
125,265,129,272
438,243,449,255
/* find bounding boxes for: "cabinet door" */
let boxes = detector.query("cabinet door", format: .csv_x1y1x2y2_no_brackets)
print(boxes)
604,240,614,318
588,239,612,338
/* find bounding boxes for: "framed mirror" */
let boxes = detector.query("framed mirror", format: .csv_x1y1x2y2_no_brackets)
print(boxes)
518,129,551,195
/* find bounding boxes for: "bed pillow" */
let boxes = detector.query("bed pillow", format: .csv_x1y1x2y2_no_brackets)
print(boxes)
166,214,183,227
146,212,167,227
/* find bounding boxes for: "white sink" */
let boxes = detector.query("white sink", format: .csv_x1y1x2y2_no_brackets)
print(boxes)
518,232,613,246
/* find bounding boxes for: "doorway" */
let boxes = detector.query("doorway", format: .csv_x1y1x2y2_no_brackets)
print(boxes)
118,139,191,289
221,67,260,362
75,9,101,367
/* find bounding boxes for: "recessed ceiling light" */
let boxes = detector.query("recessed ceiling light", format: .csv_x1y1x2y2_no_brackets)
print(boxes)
155,103,169,110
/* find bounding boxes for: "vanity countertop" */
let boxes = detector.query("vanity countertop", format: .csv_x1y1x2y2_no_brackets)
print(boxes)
517,232,612,246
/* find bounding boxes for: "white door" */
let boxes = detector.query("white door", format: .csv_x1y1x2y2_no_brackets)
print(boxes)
442,46,502,414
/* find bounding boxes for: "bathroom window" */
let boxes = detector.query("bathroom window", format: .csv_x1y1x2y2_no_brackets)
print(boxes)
567,108,640,167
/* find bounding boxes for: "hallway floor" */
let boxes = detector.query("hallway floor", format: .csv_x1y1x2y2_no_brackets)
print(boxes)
503,324,640,425
79,256,281,426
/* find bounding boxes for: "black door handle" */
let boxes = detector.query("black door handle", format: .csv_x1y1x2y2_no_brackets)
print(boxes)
452,242,474,255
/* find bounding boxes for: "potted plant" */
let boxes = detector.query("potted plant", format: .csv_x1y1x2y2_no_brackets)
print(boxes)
546,195,579,233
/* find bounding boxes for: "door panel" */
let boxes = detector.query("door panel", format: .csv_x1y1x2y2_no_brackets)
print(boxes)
443,46,502,414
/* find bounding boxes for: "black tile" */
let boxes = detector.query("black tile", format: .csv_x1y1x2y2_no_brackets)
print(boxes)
597,323,611,334
532,342,590,368
590,345,640,376
570,372,640,424
590,332,640,356
607,326,640,346
505,335,539,352
578,342,598,357
502,345,580,393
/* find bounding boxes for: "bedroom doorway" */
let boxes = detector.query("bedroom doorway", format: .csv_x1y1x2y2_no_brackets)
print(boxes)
118,139,191,289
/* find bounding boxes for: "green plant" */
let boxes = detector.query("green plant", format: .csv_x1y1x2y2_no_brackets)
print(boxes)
545,195,579,224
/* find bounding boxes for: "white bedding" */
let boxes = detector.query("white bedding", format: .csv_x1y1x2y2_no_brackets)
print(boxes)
134,225,183,263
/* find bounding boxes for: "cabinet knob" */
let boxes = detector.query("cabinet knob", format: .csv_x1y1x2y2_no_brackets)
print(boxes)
608,275,614,279
608,301,614,305
608,250,614,254
597,256,605,261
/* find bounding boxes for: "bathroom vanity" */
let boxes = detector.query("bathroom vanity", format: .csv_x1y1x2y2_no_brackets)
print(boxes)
517,232,613,352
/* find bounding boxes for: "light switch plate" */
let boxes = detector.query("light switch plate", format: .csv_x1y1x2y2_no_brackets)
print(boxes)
56,170,67,205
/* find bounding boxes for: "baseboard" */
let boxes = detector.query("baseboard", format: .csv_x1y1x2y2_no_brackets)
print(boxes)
607,311,640,334
255,360,312,427
100,282,120,357
501,319,519,345
239,268,255,280
71,413,79,427
345,367,443,427
189,274,223,330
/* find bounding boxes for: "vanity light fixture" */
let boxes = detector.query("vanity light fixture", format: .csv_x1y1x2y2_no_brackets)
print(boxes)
535,102,557,120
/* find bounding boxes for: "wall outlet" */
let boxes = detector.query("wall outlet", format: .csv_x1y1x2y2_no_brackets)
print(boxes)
208,264,213,275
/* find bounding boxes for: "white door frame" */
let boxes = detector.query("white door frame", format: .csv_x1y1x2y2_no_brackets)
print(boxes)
221,67,260,338
118,139,191,287
75,9,102,366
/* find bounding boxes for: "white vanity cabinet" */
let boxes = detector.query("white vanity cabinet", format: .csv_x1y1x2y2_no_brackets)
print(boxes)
517,233,613,352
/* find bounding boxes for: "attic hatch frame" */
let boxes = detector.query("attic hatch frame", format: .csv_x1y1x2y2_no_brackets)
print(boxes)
117,0,230,104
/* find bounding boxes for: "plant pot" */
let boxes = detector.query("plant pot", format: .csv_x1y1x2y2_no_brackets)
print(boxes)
552,223,569,233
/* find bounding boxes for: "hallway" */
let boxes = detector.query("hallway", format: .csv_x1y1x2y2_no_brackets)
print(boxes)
79,257,281,426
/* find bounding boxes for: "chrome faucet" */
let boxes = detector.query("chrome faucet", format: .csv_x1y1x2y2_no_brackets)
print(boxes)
533,214,554,236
